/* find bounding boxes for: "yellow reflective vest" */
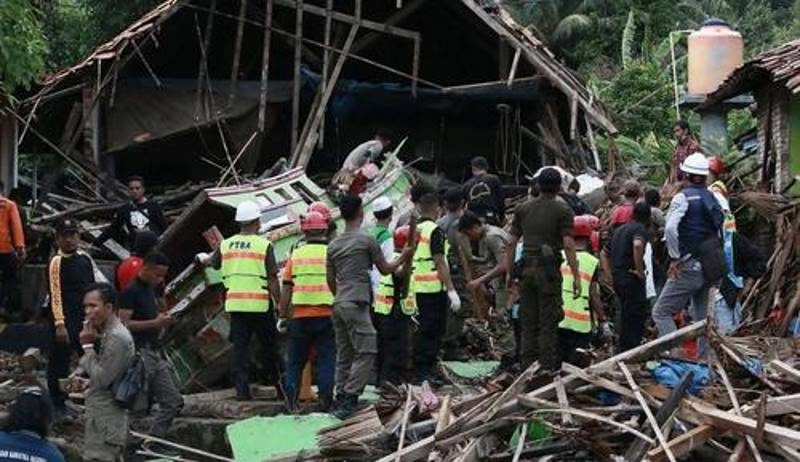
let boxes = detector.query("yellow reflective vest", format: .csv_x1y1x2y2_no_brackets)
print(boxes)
411,220,444,294
220,234,272,313
289,242,333,307
558,251,598,333
374,252,417,316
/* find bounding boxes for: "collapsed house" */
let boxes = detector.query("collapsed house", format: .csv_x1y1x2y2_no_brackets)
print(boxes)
703,37,800,195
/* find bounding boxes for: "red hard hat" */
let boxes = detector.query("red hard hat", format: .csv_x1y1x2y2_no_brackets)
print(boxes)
574,215,600,239
708,156,725,175
301,211,328,231
394,225,411,249
307,202,332,223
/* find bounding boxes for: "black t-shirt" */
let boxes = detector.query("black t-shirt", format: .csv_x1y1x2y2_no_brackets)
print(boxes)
430,226,446,256
58,254,96,313
119,277,160,348
96,199,167,247
463,174,504,223
608,222,650,275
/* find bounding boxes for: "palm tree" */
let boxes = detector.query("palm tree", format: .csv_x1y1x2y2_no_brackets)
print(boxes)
504,0,603,56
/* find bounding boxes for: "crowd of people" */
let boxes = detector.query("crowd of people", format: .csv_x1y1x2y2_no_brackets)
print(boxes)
0,120,770,460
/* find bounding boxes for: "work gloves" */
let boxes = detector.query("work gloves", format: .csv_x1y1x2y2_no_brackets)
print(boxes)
447,290,461,313
194,252,212,265
276,318,288,334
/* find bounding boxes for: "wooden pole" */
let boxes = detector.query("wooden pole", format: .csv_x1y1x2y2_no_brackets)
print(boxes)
395,387,414,462
229,0,249,109
715,361,764,462
291,0,304,152
506,48,521,88
291,25,358,168
195,0,216,119
257,0,274,132
318,0,333,147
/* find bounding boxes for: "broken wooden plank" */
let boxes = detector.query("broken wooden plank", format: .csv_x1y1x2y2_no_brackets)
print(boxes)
291,0,303,152
742,393,800,417
481,362,539,422
257,0,274,132
618,361,677,462
506,48,521,88
395,387,414,461
690,402,800,449
553,377,573,426
375,436,434,462
647,425,716,462
228,0,249,108
626,371,693,462
714,361,763,462
770,359,800,383
511,422,527,462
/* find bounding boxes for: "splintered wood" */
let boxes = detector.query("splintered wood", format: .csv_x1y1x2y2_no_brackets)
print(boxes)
316,321,799,461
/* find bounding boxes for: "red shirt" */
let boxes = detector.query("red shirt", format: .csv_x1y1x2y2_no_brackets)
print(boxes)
610,202,634,226
116,256,143,291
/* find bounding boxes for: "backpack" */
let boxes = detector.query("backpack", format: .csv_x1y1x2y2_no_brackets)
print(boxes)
112,352,147,410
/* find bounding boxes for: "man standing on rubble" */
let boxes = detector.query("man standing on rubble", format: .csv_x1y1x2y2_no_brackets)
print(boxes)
603,203,651,352
463,156,505,226
341,130,392,172
437,188,473,360
197,200,283,401
506,168,579,372
669,120,703,183
411,188,460,384
119,252,183,443
95,176,167,249
279,210,336,412
326,195,412,419
653,153,723,358
0,181,25,318
461,210,510,318
46,220,107,419
79,283,135,462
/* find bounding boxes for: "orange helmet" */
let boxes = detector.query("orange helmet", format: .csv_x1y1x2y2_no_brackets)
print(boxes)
574,215,600,239
307,202,332,223
708,156,725,175
394,225,411,249
301,211,328,231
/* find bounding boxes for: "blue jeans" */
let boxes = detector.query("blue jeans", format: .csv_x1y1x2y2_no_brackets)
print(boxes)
652,261,711,357
284,317,336,406
715,297,742,335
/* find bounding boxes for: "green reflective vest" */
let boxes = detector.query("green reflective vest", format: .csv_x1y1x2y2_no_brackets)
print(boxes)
220,234,271,313
374,252,417,316
289,243,333,306
411,220,444,294
558,251,598,333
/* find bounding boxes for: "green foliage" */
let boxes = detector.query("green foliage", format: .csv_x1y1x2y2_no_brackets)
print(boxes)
0,0,48,96
40,0,94,69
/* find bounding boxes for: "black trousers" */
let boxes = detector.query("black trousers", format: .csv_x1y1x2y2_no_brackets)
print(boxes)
614,272,648,352
229,311,283,397
0,253,19,314
379,303,411,386
413,292,447,382
47,305,84,409
558,328,591,366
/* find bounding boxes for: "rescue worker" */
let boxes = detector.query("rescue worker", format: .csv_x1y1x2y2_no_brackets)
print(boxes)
115,230,158,291
79,283,135,462
308,201,337,240
196,201,282,400
557,215,602,366
279,211,336,411
602,203,651,352
437,188,473,360
326,195,412,419
609,180,641,228
368,196,394,296
374,225,416,386
411,189,460,384
46,220,107,419
505,167,580,372
653,153,723,358
0,181,25,318
460,210,510,317
463,157,504,226
341,130,392,172
118,252,183,443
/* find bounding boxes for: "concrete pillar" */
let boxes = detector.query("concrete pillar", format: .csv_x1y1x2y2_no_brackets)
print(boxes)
698,106,727,156
0,115,18,193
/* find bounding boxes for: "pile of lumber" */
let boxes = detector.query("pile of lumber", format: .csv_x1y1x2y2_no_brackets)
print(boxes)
317,321,800,461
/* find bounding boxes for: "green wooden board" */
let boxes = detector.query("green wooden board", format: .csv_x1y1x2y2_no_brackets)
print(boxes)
226,413,340,461
442,361,500,379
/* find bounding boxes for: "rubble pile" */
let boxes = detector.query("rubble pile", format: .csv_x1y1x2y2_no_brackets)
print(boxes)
318,322,799,461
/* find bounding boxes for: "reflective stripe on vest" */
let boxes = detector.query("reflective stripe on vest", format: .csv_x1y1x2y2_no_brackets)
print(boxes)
558,251,598,333
290,243,334,307
221,234,271,312
411,221,444,293
375,252,417,315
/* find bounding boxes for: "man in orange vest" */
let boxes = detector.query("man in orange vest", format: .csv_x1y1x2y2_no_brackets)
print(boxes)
279,210,336,411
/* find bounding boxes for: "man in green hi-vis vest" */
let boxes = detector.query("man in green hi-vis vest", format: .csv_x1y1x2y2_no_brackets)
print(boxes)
197,200,282,401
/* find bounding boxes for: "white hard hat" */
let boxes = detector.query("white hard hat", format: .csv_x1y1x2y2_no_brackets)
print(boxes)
680,153,710,176
373,195,393,214
235,200,261,223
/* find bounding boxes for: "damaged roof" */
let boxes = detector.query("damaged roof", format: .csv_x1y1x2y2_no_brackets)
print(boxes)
32,0,617,134
704,37,800,105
